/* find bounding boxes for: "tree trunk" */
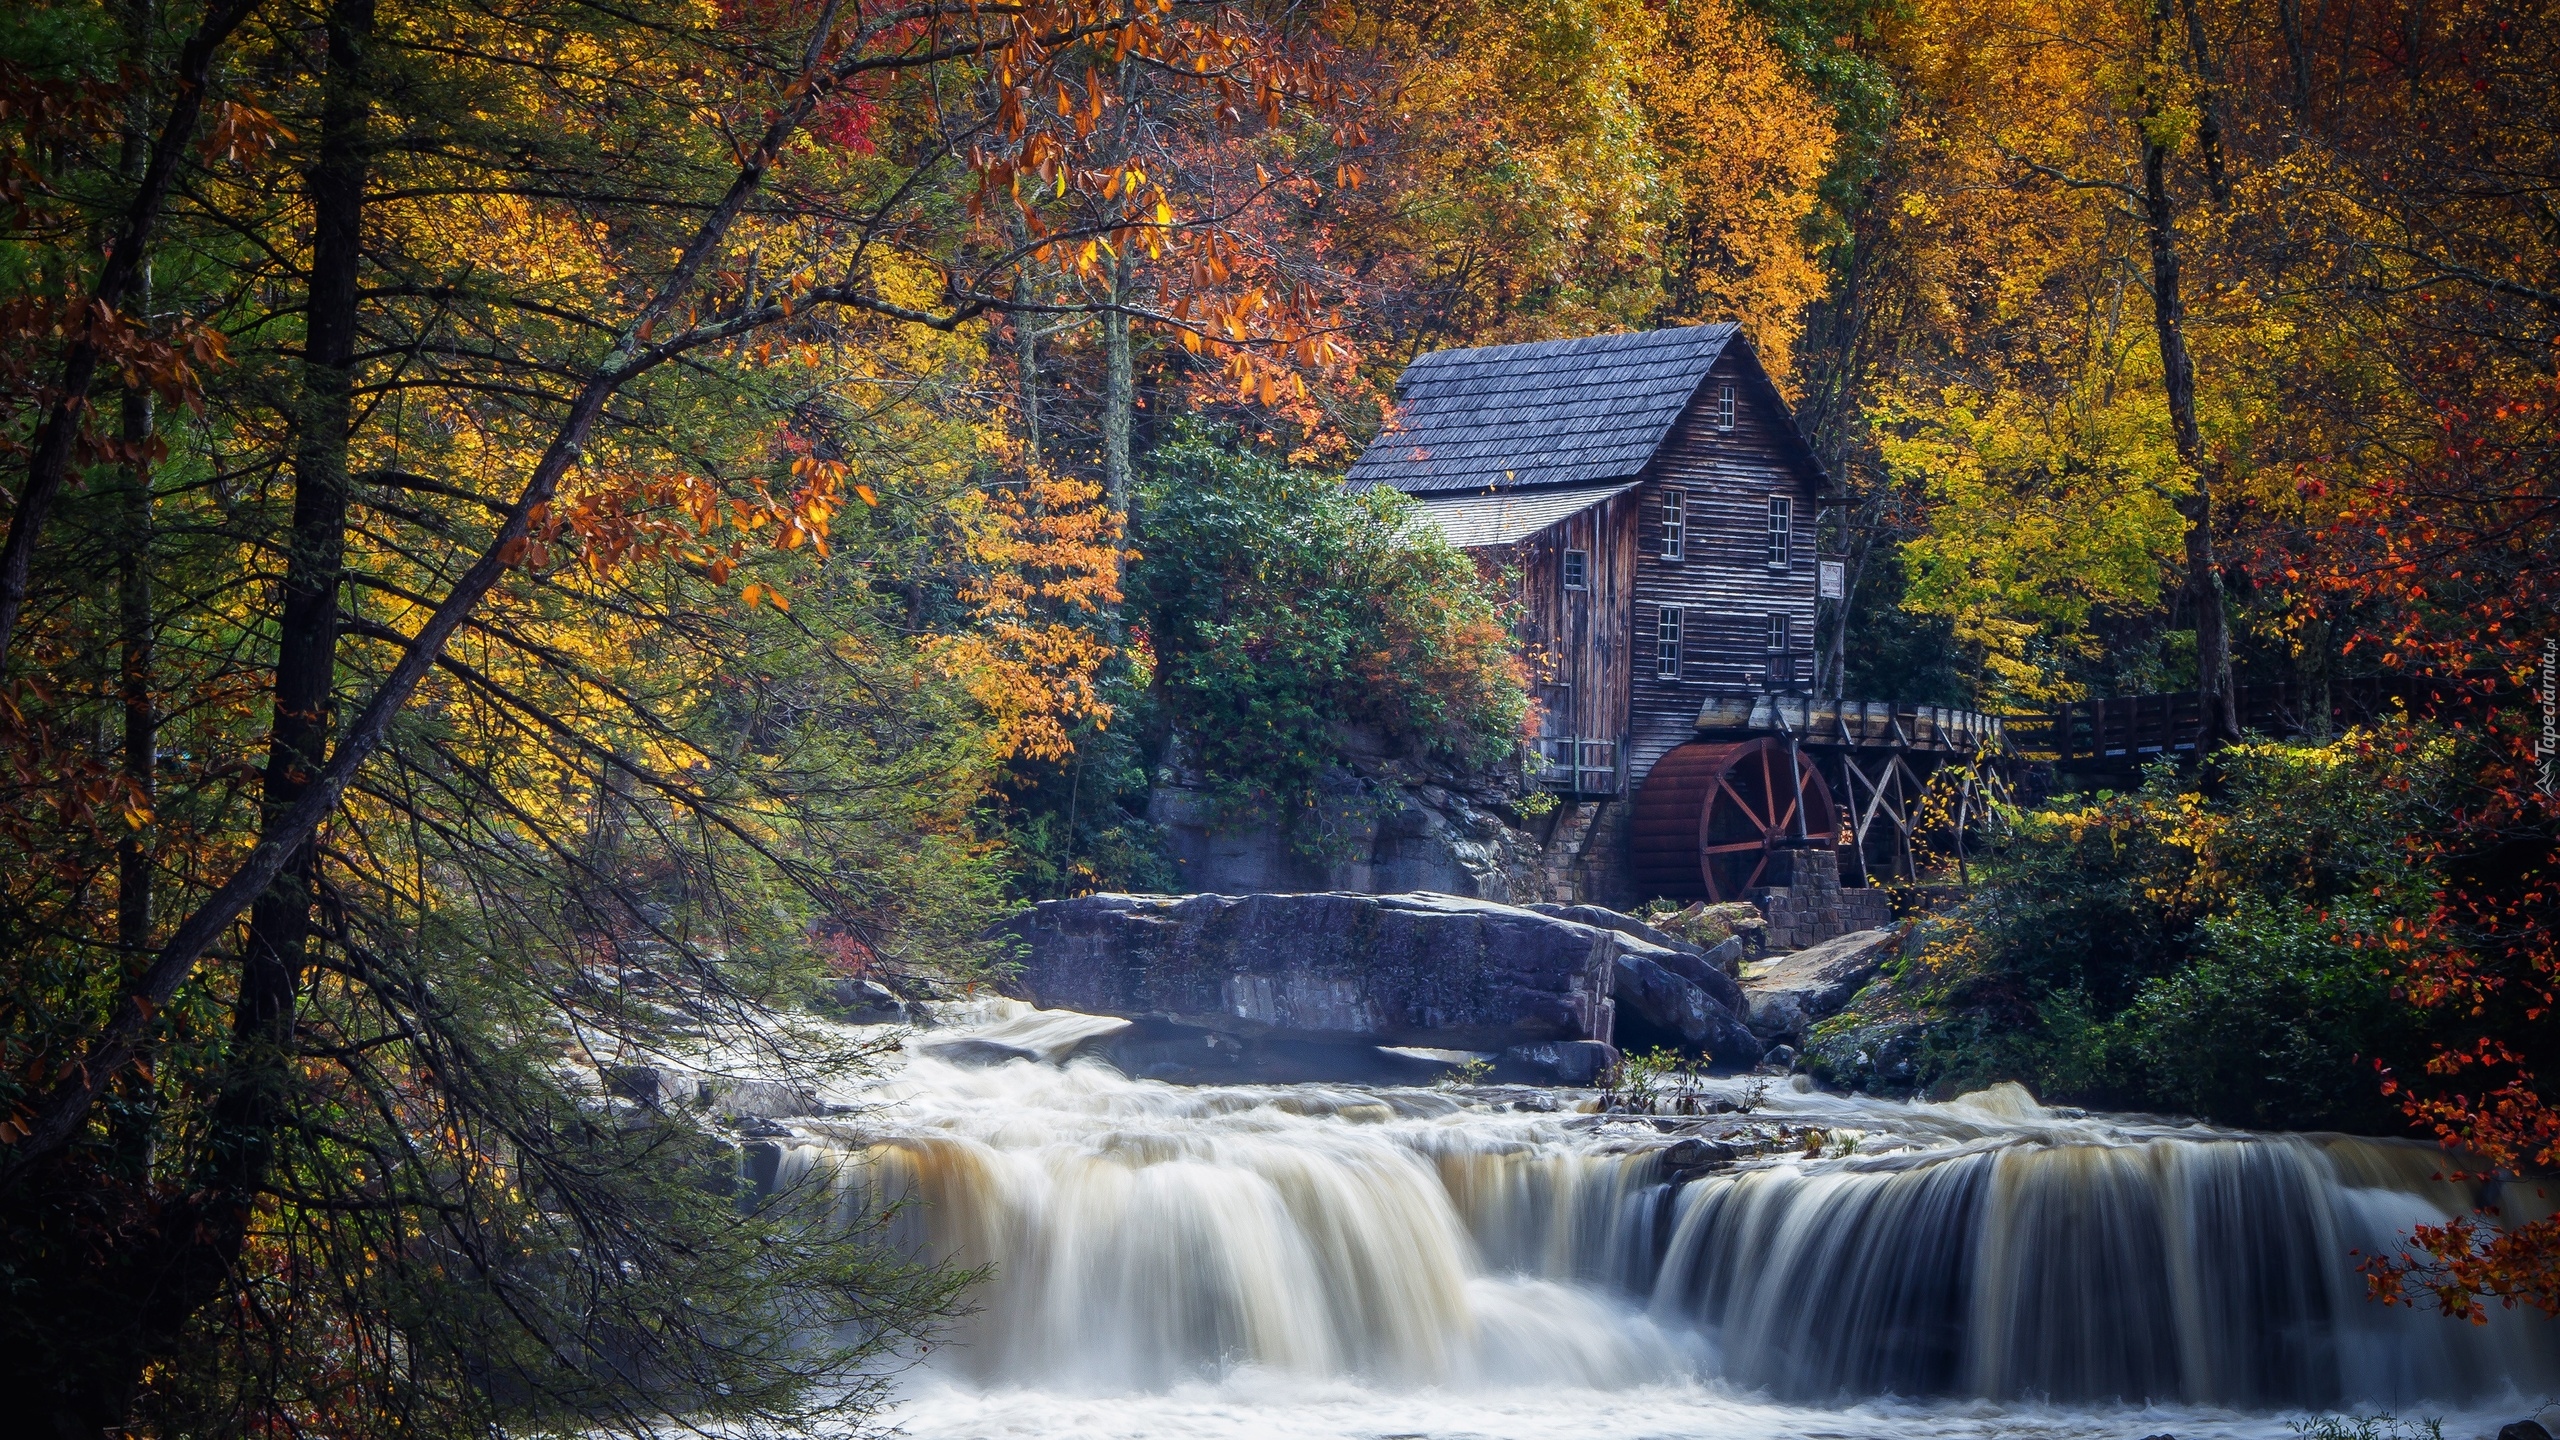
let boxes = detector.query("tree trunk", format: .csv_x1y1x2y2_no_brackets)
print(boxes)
217,0,375,1233
2176,0,2231,206
2142,0,2238,738
1101,245,1135,516
2277,0,2312,123
110,0,162,1187
48,0,376,1426
1012,209,1041,465
1016,270,1042,465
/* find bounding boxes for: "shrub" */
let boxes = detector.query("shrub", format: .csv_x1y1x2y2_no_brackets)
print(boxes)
1906,722,2464,1133
1131,427,1532,827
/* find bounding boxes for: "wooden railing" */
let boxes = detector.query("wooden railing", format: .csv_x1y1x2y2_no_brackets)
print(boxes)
1532,735,1627,796
2009,678,2451,768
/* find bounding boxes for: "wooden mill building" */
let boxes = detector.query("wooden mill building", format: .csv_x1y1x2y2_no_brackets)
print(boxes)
1348,322,1831,802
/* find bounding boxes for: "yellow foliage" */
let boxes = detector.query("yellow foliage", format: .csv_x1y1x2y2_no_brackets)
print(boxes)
924,464,1128,763
1361,0,1834,374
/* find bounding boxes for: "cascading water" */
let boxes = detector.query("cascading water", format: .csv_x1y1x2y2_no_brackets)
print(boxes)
771,1006,2558,1438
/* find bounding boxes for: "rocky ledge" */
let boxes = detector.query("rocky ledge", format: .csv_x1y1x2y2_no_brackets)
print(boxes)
1739,925,1905,1046
995,890,1766,1084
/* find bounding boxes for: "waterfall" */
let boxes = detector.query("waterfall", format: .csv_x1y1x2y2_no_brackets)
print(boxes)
779,1021,2556,1420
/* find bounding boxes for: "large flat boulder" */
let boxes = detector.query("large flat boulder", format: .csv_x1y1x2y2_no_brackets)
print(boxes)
1002,891,1619,1051
1741,926,1902,1044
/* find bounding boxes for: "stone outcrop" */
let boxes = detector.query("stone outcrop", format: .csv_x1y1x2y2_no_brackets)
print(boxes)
1610,950,1766,1071
1003,891,1619,1052
1530,901,1760,1069
813,976,913,1026
1532,903,1750,1007
1739,926,1903,1044
1001,891,1777,1079
921,1008,1625,1089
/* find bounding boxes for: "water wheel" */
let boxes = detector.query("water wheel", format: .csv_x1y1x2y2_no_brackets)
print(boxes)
1630,739,1840,901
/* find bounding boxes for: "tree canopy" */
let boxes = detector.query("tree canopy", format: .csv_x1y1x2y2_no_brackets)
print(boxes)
1,0,2555,1425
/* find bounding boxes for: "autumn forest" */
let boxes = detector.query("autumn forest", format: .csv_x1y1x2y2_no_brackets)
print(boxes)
1,0,2555,1431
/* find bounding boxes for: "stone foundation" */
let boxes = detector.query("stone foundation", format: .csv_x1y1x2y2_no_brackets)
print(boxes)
1747,848,1894,951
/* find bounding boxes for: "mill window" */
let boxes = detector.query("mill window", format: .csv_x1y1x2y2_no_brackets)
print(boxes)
1718,384,1737,432
1562,549,1588,590
1657,607,1684,680
1765,495,1792,566
1659,488,1685,562
1768,613,1790,652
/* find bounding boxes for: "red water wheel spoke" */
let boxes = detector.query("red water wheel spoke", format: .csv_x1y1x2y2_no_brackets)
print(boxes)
1629,737,1838,904
1714,776,1770,832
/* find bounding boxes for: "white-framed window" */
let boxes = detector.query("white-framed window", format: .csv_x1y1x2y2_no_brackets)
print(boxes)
1657,607,1684,679
1659,487,1685,561
1767,612,1790,652
1718,384,1737,432
1562,549,1588,590
1765,495,1792,566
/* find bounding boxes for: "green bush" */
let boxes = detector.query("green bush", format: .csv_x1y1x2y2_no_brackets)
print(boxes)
1131,427,1532,828
1906,723,2460,1133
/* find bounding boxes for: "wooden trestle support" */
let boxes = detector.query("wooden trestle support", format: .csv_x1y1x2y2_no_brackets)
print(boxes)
1676,694,2017,889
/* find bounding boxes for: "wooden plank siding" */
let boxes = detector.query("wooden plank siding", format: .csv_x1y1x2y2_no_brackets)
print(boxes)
1624,350,1824,782
1502,491,1638,760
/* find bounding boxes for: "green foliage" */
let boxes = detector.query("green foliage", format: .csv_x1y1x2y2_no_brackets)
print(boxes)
1838,543,1970,706
988,701,1182,901
1130,426,1532,831
1903,724,2462,1132
1875,376,2192,707
2289,1414,2447,1440
1433,1054,1498,1089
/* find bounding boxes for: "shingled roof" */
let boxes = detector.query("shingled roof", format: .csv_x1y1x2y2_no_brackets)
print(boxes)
1347,324,1747,495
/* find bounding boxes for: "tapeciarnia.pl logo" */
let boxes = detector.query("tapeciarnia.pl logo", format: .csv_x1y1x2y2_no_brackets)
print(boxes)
2539,637,2558,801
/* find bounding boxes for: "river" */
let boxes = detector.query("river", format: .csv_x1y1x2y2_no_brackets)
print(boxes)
763,1006,2558,1439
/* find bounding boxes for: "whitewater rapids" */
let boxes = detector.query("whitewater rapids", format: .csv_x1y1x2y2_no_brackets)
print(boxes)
760,1005,2558,1438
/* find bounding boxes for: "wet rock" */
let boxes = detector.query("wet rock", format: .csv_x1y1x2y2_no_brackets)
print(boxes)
915,1035,1046,1068
701,1078,821,1118
1610,952,1766,1072
1491,1040,1620,1087
1001,891,1618,1051
815,976,911,1025
1073,1015,1243,1081
739,1139,785,1206
1658,1136,1720,1169
1068,1014,1471,1086
1656,1133,1742,1184
1740,926,1900,1044
603,1064,674,1106
1803,1020,1925,1097
2499,1423,2553,1440
1758,1043,1798,1073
